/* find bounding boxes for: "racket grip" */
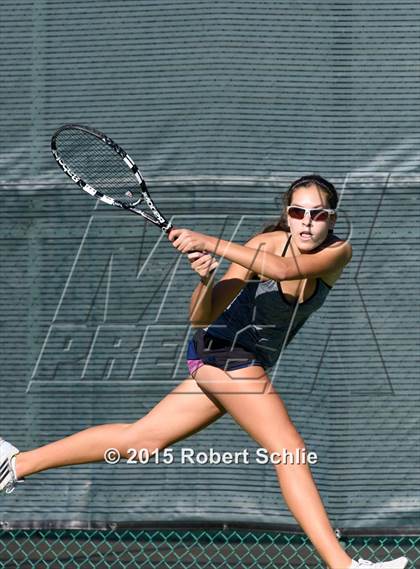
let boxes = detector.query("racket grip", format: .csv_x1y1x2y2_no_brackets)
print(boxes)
166,225,202,254
164,223,174,236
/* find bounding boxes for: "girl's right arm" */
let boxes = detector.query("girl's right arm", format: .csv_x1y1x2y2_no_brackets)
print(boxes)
187,251,219,326
187,234,265,327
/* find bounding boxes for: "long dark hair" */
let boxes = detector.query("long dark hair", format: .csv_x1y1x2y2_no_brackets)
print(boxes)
262,174,338,234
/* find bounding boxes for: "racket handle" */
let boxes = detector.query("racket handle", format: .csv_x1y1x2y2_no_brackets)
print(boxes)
166,225,202,254
164,222,174,235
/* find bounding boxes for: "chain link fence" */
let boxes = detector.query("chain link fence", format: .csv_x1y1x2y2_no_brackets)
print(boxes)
0,527,418,568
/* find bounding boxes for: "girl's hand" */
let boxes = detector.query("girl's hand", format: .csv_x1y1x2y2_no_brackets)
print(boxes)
168,228,209,253
187,251,219,281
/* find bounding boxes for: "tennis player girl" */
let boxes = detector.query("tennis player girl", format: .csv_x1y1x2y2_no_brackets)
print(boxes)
0,175,408,569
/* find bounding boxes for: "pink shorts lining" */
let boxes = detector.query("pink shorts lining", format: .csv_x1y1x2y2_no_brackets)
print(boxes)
187,358,205,376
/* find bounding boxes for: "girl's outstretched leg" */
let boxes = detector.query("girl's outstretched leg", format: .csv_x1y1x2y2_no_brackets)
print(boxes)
13,377,226,480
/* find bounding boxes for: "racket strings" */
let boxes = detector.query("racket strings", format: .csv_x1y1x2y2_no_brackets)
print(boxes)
55,128,141,206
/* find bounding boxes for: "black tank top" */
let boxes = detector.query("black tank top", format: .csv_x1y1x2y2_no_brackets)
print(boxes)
206,234,332,368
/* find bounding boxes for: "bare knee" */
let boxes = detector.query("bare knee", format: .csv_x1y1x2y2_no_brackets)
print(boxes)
118,420,170,459
285,433,307,453
264,423,307,456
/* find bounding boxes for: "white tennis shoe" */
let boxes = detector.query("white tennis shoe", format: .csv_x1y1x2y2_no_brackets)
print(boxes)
0,438,21,494
350,556,408,568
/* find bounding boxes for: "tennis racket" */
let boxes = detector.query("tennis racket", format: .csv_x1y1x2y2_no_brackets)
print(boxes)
51,124,173,233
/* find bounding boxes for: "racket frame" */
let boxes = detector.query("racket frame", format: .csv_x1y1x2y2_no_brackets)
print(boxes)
51,124,173,233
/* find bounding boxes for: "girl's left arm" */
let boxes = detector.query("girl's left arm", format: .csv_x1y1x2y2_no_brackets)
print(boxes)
169,228,352,281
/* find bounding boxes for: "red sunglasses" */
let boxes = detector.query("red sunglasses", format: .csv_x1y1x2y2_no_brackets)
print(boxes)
287,206,335,222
